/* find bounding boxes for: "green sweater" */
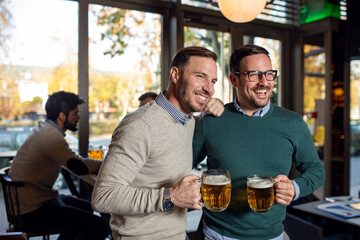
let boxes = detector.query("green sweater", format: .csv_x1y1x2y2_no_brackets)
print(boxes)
193,103,325,240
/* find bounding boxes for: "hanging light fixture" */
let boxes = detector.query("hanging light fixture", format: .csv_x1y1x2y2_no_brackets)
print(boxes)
217,0,267,23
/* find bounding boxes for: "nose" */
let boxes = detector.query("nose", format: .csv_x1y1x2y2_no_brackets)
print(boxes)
257,73,268,84
203,81,215,96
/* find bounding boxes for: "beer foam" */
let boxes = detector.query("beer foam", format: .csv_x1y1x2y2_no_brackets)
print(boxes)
203,175,231,185
248,179,273,189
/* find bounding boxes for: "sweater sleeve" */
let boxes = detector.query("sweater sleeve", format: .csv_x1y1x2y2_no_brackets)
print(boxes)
91,118,163,215
192,117,207,168
41,126,101,174
292,115,326,197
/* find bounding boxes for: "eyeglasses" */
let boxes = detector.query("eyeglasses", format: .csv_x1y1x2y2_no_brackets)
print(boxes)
233,70,278,82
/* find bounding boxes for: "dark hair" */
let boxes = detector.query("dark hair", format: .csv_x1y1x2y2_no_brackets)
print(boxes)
170,46,218,74
230,44,270,73
45,91,84,121
138,92,158,101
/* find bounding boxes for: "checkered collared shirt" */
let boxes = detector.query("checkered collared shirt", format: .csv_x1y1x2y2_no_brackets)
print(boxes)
155,91,193,125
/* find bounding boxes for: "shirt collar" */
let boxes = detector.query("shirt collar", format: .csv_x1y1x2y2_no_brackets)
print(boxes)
45,118,66,136
155,91,193,125
233,98,271,117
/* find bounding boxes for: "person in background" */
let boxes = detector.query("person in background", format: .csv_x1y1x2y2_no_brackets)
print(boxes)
138,92,158,107
92,46,224,240
9,91,111,240
193,44,326,240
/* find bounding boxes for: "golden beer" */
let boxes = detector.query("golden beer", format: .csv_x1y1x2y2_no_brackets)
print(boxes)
201,169,231,212
247,176,275,213
88,149,104,160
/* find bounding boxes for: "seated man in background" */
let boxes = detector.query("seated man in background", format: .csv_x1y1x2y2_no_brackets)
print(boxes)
9,91,111,240
138,91,158,107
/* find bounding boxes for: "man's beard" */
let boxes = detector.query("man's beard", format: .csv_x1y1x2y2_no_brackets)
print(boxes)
64,118,77,132
176,78,207,114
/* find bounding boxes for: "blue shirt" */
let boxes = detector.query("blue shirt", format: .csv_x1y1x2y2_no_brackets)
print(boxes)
155,91,193,125
45,119,65,136
233,97,270,117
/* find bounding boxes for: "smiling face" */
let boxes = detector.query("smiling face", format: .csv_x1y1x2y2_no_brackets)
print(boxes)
230,53,274,116
170,56,217,115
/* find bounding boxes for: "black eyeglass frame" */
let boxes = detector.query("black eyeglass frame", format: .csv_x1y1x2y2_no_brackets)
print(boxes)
233,70,278,82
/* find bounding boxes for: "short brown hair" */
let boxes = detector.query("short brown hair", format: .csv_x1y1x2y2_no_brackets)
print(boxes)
230,44,270,73
138,92,158,101
170,46,218,73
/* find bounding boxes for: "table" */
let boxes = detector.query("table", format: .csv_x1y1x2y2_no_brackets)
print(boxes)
0,151,16,168
0,151,17,158
292,200,360,239
78,172,97,186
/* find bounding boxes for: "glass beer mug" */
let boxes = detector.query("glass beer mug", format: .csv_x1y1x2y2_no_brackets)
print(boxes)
247,175,276,213
88,146,104,160
201,169,231,212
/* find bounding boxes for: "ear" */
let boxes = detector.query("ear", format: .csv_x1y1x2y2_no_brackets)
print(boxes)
58,112,66,122
229,72,238,87
169,67,180,84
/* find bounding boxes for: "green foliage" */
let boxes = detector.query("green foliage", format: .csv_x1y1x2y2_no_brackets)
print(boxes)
90,119,119,136
32,96,43,105
0,0,13,55
94,7,131,58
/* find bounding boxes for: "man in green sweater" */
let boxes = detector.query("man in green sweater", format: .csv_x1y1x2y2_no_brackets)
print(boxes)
193,44,326,240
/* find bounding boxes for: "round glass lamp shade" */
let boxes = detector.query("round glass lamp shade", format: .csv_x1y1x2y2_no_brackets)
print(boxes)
218,0,267,23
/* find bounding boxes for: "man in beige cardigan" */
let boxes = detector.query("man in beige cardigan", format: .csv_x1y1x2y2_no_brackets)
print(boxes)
92,46,223,240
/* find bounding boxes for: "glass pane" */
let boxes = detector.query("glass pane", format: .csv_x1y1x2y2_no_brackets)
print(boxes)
181,0,219,11
303,44,325,160
89,5,161,151
350,60,360,198
244,36,281,106
0,0,78,166
184,27,232,104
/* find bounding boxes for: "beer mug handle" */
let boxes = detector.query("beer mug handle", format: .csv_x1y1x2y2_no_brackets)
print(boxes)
273,181,278,205
194,179,205,207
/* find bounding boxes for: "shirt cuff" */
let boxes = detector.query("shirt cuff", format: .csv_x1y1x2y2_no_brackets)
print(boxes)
291,180,300,201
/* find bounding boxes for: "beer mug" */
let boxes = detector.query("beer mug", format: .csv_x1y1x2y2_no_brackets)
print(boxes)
88,146,104,160
201,169,231,212
247,175,276,213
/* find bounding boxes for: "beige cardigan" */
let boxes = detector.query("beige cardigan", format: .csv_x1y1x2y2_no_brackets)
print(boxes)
92,102,195,240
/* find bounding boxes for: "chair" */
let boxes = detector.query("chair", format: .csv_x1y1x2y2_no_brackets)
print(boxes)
0,167,65,240
283,212,324,240
0,232,27,240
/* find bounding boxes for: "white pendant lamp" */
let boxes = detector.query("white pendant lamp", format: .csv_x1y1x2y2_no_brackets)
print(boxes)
218,0,267,23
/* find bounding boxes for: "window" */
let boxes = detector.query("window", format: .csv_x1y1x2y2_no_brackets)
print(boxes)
0,0,78,164
303,44,326,160
88,4,162,149
350,59,360,197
